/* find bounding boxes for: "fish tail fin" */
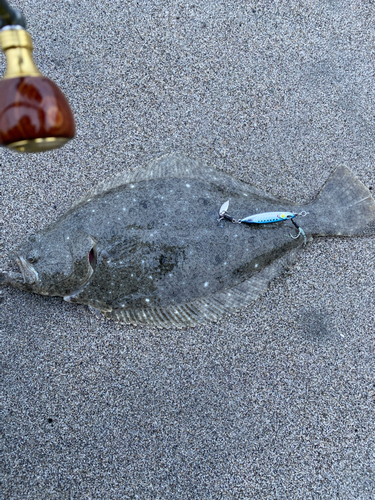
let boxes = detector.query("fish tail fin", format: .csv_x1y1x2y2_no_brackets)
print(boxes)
304,167,375,237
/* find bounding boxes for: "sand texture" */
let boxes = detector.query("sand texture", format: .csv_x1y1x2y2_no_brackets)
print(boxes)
1,1,375,498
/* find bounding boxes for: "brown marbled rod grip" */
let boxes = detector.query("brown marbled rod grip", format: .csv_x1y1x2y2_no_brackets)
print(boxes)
0,76,75,147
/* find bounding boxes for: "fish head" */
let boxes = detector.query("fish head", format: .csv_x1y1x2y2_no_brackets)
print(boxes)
5,229,97,297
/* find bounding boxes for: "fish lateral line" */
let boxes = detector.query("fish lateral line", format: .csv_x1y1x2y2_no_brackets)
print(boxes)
218,200,308,244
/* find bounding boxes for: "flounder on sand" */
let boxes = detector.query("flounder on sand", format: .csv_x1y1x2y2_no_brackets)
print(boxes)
1,155,375,328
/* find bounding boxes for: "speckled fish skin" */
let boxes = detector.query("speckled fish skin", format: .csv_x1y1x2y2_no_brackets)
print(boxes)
1,155,375,327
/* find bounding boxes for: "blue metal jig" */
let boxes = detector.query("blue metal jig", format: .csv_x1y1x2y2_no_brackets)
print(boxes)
219,200,308,244
241,211,295,224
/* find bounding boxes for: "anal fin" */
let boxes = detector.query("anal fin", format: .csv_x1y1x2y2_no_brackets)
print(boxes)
103,247,305,328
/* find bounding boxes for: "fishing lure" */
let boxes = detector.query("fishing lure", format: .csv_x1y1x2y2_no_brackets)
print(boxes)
219,200,309,244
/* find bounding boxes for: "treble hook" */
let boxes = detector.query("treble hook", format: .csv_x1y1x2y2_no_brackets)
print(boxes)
290,217,307,245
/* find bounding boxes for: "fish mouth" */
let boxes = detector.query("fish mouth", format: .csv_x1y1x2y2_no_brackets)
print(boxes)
14,255,39,285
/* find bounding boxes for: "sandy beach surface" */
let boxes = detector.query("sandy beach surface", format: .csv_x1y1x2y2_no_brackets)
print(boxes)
1,1,375,498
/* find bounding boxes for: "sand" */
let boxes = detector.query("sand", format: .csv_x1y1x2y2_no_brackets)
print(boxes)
1,1,375,498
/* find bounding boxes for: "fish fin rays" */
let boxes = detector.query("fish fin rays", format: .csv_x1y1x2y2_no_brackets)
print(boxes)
305,166,375,237
102,248,304,328
72,154,267,208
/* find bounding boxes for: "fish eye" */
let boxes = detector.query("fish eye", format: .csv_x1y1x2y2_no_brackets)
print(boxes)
27,253,40,264
89,248,95,263
88,246,97,270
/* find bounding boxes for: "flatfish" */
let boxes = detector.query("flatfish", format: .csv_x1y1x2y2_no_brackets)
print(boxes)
1,155,374,327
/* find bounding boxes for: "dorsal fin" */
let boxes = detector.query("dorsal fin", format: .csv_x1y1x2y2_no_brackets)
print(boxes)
102,245,306,328
72,154,267,208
